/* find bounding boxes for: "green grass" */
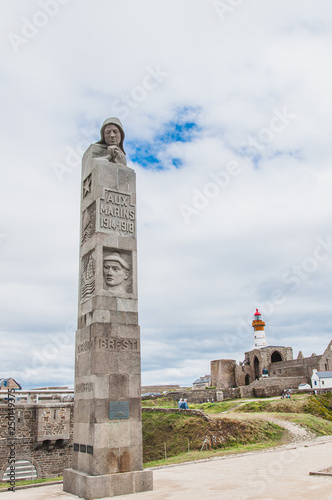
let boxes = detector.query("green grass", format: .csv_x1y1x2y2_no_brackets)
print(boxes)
290,413,332,435
235,399,300,413
142,411,284,462
141,397,177,408
234,393,332,420
190,400,242,413
0,476,62,489
305,393,332,421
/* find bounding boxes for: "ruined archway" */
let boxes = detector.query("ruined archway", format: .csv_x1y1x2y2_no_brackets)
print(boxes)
245,374,250,386
254,356,260,380
271,351,282,363
1,459,38,482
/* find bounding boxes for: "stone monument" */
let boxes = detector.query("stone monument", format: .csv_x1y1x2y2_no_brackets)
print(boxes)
63,118,153,499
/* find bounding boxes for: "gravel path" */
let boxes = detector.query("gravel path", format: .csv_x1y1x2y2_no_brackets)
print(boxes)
210,407,316,442
256,414,315,441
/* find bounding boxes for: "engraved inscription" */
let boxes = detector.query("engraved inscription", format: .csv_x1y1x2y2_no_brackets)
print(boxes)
76,382,93,393
81,250,96,302
77,340,94,353
82,201,96,244
98,189,135,235
77,337,138,353
97,338,139,352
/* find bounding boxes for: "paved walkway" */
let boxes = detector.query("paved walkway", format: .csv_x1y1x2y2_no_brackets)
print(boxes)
2,437,332,500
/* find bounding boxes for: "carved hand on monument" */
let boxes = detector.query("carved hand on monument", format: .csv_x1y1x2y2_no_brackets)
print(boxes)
106,145,126,164
103,252,130,292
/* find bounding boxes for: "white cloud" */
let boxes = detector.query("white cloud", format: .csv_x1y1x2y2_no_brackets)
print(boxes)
0,0,331,388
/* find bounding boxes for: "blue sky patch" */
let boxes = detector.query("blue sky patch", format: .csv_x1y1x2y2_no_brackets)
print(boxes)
128,107,200,169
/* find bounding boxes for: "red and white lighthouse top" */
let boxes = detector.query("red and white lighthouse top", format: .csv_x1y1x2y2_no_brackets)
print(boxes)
254,309,261,316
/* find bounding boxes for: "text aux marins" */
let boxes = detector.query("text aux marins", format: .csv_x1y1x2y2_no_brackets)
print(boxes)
99,190,135,233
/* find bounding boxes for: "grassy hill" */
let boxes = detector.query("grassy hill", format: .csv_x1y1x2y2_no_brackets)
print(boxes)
142,393,332,466
234,393,332,419
142,411,283,465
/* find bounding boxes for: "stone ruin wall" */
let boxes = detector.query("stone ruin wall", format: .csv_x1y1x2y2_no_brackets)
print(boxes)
0,403,73,480
211,360,237,389
210,343,332,395
269,355,322,381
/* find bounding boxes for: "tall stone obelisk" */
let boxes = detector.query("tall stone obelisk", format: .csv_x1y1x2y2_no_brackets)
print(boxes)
63,118,153,499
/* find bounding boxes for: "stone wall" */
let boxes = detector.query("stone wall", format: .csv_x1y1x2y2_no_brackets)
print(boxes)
166,389,216,403
319,341,332,371
211,359,236,389
235,363,253,387
211,343,332,392
213,388,241,401
0,403,73,480
240,376,306,398
269,355,322,381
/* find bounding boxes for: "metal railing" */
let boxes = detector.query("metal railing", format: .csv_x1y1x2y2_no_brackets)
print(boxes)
0,389,74,404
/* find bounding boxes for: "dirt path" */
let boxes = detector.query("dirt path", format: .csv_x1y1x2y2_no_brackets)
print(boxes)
255,413,315,441
211,409,316,442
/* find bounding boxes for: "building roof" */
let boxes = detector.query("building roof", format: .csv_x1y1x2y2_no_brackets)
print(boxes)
314,371,332,379
0,378,22,389
261,346,287,349
193,376,211,385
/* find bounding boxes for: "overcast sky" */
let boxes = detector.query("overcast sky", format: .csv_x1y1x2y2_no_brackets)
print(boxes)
1,0,332,389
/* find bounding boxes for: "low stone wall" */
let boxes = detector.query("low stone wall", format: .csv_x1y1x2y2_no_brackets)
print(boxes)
239,376,307,398
166,389,216,403
219,388,241,400
239,386,253,398
142,407,210,421
269,356,321,380
0,403,73,480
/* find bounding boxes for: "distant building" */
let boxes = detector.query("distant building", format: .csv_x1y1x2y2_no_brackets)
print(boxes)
192,375,211,390
0,378,21,390
311,370,332,389
210,310,332,396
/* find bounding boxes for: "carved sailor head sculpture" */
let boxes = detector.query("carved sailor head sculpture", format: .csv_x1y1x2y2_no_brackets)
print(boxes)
103,252,130,292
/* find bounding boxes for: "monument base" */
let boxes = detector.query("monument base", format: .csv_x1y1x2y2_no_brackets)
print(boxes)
63,468,153,499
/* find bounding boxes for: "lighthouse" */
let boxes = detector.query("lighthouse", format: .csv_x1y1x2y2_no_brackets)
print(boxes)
252,309,267,348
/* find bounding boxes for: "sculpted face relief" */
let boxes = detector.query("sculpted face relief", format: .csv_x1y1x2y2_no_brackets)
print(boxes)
103,253,130,292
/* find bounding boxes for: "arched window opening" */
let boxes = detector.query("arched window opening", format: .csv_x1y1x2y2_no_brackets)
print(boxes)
271,351,282,363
